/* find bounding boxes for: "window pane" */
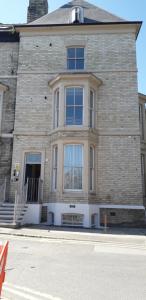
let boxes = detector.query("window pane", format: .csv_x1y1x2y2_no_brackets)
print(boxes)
26,153,41,164
66,88,83,125
67,59,76,70
90,168,93,191
56,91,59,109
75,107,83,125
76,59,84,69
64,167,73,189
67,48,75,58
64,145,83,190
75,88,83,105
74,145,82,166
66,107,74,125
74,167,82,189
54,147,58,167
53,169,57,190
89,110,93,128
67,47,84,70
64,145,74,167
90,147,93,167
76,48,84,58
66,88,74,105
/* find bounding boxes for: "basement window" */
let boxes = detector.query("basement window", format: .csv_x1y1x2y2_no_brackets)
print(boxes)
62,213,84,226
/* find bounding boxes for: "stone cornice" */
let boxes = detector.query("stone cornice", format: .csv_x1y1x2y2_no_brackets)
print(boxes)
49,72,102,88
15,22,141,39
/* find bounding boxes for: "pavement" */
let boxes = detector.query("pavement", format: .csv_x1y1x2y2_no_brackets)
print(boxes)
0,225,146,245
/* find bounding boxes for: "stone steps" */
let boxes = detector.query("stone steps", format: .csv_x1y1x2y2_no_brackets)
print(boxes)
0,202,28,228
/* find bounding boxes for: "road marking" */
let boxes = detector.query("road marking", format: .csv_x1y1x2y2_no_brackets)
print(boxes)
94,244,146,256
3,282,62,300
3,287,40,300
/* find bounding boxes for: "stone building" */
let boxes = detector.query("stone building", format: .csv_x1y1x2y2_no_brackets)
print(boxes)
0,0,145,228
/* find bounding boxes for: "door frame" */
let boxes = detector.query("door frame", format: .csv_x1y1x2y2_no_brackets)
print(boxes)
20,150,45,198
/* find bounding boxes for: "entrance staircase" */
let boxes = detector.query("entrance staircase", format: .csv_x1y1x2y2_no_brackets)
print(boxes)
0,177,43,227
0,178,28,228
0,203,28,228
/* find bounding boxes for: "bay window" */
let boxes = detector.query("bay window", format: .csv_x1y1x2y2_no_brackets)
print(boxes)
64,144,83,190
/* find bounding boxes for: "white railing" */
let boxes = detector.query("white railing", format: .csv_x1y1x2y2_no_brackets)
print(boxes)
0,178,7,204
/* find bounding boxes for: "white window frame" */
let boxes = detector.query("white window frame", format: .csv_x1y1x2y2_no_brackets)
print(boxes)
65,86,84,126
52,145,58,191
64,144,83,191
67,47,84,70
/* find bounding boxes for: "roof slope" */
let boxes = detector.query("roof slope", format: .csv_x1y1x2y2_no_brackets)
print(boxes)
29,0,126,25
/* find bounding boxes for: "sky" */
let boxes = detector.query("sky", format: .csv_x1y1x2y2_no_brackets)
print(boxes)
0,0,145,94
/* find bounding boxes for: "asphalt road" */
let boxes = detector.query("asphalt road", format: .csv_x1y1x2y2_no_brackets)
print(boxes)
1,234,146,300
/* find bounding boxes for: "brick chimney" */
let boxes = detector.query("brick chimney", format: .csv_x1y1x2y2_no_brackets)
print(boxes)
27,0,48,23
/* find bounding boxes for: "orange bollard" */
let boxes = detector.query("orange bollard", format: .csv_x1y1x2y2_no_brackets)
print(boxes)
0,241,9,296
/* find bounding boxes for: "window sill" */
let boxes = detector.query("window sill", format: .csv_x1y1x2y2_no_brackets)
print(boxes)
67,69,85,71
63,190,83,193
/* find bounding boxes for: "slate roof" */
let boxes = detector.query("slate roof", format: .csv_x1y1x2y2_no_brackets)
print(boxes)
29,0,126,25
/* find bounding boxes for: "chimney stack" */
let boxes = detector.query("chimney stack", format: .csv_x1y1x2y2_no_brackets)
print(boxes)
27,0,48,23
